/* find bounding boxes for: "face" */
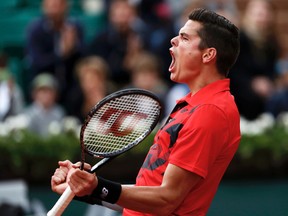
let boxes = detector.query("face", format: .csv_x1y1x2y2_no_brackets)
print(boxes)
78,68,106,105
109,1,135,32
79,69,105,94
43,0,67,21
245,0,273,32
132,70,158,90
34,87,57,109
169,20,204,85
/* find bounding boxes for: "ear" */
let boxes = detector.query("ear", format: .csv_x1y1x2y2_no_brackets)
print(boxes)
202,48,217,64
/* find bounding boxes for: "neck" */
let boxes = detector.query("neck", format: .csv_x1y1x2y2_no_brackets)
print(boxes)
188,69,225,95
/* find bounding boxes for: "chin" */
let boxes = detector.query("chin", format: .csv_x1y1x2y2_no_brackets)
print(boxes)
170,74,178,83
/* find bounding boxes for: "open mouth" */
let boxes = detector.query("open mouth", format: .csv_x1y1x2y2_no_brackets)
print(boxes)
169,49,175,71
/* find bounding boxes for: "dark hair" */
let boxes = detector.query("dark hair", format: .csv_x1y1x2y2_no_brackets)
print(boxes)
189,8,240,76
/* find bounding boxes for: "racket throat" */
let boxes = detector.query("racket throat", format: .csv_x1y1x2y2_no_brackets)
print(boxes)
90,157,111,173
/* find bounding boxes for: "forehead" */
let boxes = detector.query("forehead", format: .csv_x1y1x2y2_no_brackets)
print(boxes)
179,20,202,35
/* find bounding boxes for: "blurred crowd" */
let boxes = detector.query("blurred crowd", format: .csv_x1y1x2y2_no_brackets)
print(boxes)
1,0,288,137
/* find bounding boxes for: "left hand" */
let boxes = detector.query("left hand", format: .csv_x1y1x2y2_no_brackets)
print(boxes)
68,163,98,197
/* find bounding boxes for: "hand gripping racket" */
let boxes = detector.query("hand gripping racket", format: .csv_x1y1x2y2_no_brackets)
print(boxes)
47,88,162,216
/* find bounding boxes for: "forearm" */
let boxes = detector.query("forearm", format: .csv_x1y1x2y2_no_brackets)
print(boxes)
69,164,200,215
116,165,201,214
77,181,179,215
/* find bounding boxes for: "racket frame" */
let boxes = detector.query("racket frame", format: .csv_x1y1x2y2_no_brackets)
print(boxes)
80,88,162,160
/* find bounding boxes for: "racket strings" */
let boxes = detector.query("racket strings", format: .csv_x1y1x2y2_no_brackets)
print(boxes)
83,94,160,156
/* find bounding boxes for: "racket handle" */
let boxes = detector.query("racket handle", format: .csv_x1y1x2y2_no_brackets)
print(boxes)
47,186,74,216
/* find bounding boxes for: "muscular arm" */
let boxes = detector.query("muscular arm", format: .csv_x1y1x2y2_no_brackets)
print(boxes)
68,163,201,215
117,163,201,215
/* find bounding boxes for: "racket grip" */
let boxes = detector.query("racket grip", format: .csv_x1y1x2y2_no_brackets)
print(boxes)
47,186,75,216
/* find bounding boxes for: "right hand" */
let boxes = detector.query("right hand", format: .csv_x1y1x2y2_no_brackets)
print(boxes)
59,24,78,57
51,160,75,194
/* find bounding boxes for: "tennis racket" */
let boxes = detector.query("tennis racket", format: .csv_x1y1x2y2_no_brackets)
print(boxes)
47,88,162,216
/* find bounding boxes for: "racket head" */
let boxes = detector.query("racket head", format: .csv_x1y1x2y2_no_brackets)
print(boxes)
80,88,162,158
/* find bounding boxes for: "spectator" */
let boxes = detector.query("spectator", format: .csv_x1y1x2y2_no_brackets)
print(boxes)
266,57,288,118
70,56,113,122
124,52,169,117
84,0,149,89
103,0,168,25
25,0,84,108
229,0,281,120
141,1,176,84
24,73,65,137
0,53,25,122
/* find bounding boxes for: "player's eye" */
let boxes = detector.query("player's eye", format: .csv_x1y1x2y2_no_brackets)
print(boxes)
180,33,188,41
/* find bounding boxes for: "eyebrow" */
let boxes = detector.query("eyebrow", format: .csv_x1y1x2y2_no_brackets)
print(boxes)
179,32,189,38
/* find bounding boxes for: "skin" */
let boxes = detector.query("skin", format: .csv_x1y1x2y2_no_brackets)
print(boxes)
33,87,57,110
51,20,225,215
42,0,67,24
169,20,224,94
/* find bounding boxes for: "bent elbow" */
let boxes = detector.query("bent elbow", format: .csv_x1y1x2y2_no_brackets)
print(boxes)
153,199,179,215
154,206,176,215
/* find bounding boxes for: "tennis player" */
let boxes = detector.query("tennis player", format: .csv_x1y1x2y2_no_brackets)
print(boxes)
51,8,241,215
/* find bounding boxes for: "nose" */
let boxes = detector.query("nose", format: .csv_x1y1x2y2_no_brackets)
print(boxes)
170,36,178,46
